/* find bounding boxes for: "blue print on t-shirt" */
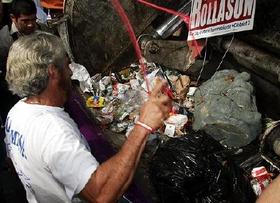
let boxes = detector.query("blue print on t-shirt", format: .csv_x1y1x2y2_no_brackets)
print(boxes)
5,117,27,159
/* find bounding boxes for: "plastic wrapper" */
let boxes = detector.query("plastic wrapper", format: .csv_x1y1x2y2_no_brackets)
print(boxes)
183,97,195,111
141,68,174,93
110,122,130,133
114,89,144,121
130,79,141,90
150,131,256,203
99,76,113,96
250,166,272,196
70,62,93,93
141,69,161,92
86,96,105,108
115,83,130,100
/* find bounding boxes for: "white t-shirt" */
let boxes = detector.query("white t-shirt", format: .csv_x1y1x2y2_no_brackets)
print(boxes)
5,99,99,203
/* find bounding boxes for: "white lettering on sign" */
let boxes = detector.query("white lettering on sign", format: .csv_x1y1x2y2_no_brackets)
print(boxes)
188,0,256,40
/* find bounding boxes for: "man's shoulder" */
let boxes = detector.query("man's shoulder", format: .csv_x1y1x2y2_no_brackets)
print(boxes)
0,25,12,46
28,107,78,132
9,102,67,123
0,25,10,35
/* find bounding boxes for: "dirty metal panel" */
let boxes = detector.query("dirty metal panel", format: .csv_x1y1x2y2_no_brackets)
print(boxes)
143,39,190,72
64,0,176,75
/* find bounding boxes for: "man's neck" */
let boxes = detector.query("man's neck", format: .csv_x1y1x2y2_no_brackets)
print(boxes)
25,89,66,107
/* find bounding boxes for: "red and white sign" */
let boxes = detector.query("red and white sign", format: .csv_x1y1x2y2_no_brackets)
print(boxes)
187,0,256,40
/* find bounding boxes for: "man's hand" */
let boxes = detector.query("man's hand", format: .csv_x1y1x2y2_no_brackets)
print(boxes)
138,80,172,130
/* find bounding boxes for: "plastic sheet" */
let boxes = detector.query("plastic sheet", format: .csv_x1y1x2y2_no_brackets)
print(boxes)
150,131,256,203
193,69,262,148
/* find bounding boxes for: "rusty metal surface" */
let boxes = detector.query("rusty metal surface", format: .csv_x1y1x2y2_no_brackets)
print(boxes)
240,31,280,56
223,39,280,85
64,0,178,75
142,38,190,71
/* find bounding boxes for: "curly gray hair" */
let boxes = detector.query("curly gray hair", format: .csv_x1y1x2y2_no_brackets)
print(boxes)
6,31,66,97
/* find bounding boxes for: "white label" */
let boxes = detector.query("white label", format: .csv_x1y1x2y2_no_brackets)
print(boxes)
188,0,256,40
164,124,176,137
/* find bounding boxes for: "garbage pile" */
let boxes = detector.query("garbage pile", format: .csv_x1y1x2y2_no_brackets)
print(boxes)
71,63,262,147
70,62,277,201
71,62,196,138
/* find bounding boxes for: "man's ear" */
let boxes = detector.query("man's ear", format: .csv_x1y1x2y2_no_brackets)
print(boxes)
10,14,16,23
48,64,59,80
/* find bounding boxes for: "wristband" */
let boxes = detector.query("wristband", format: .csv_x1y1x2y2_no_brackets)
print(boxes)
135,121,154,133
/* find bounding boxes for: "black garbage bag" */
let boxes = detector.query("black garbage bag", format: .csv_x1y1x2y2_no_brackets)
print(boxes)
150,132,256,203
